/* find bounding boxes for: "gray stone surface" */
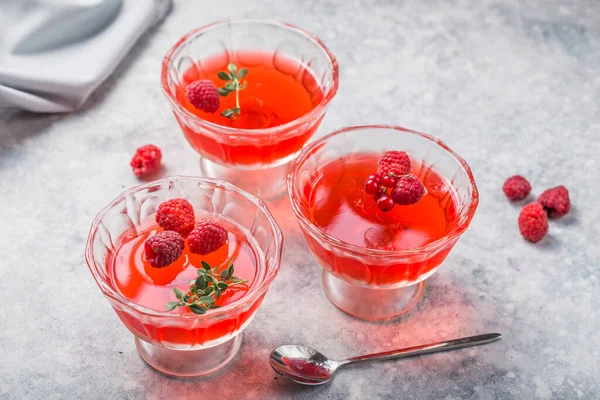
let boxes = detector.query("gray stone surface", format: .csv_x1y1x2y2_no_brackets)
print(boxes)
1,0,599,398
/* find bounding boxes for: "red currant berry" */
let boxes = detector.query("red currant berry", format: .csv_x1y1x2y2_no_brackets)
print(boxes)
381,174,396,188
364,179,379,195
373,189,385,200
377,195,395,212
367,174,382,184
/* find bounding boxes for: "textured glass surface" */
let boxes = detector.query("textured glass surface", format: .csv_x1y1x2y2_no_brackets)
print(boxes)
288,125,479,289
86,177,283,349
161,19,339,167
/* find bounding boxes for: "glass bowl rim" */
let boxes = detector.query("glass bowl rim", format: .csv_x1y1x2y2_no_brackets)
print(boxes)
85,176,283,319
160,18,339,137
287,124,480,257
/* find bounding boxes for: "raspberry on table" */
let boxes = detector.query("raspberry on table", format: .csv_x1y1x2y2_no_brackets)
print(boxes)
188,220,228,255
503,175,531,201
144,231,184,268
391,174,425,205
378,151,411,177
537,185,570,218
130,144,162,177
518,202,548,243
185,80,221,113
156,198,195,237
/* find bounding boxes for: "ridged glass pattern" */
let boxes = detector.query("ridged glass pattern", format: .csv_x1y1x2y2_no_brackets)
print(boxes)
288,125,479,289
85,177,283,349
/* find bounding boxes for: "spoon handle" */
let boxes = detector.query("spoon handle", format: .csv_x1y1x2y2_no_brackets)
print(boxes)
343,333,501,365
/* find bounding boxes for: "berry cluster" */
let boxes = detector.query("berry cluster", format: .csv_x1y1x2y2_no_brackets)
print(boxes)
144,198,228,268
503,175,571,242
364,151,425,212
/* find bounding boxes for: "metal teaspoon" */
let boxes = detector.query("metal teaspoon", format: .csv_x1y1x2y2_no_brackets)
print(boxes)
269,333,502,385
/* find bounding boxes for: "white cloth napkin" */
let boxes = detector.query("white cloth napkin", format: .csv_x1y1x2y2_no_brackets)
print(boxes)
0,0,171,113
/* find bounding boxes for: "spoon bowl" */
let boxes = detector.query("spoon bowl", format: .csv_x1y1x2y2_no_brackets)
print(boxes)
269,345,338,385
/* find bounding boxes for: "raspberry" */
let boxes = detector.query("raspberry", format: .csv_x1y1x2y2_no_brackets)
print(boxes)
391,175,425,205
378,151,411,177
144,231,184,268
188,220,228,255
156,198,195,237
130,144,162,177
185,80,220,113
503,175,531,201
538,185,570,218
518,202,548,242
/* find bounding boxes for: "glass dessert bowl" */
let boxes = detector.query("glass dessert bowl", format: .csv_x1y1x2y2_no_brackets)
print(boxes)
85,177,282,377
161,19,339,199
288,125,478,321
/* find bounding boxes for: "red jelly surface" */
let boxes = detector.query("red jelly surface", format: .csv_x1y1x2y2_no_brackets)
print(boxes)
175,51,324,165
304,153,459,285
108,217,263,346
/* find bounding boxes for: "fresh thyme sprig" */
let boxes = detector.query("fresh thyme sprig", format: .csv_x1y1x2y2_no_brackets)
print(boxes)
166,261,248,314
217,63,248,119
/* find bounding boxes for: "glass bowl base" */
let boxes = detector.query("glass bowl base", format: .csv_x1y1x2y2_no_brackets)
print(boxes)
200,156,291,200
135,333,243,377
322,270,426,321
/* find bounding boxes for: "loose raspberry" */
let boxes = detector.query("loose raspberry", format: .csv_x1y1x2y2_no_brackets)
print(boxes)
364,227,393,250
130,144,162,177
518,202,548,242
144,231,184,268
378,151,411,177
391,175,425,205
156,198,195,237
538,185,570,218
188,220,228,255
503,175,531,201
185,80,220,113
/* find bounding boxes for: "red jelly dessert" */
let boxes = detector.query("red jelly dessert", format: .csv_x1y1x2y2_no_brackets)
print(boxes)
173,51,324,165
304,152,459,285
108,216,261,346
